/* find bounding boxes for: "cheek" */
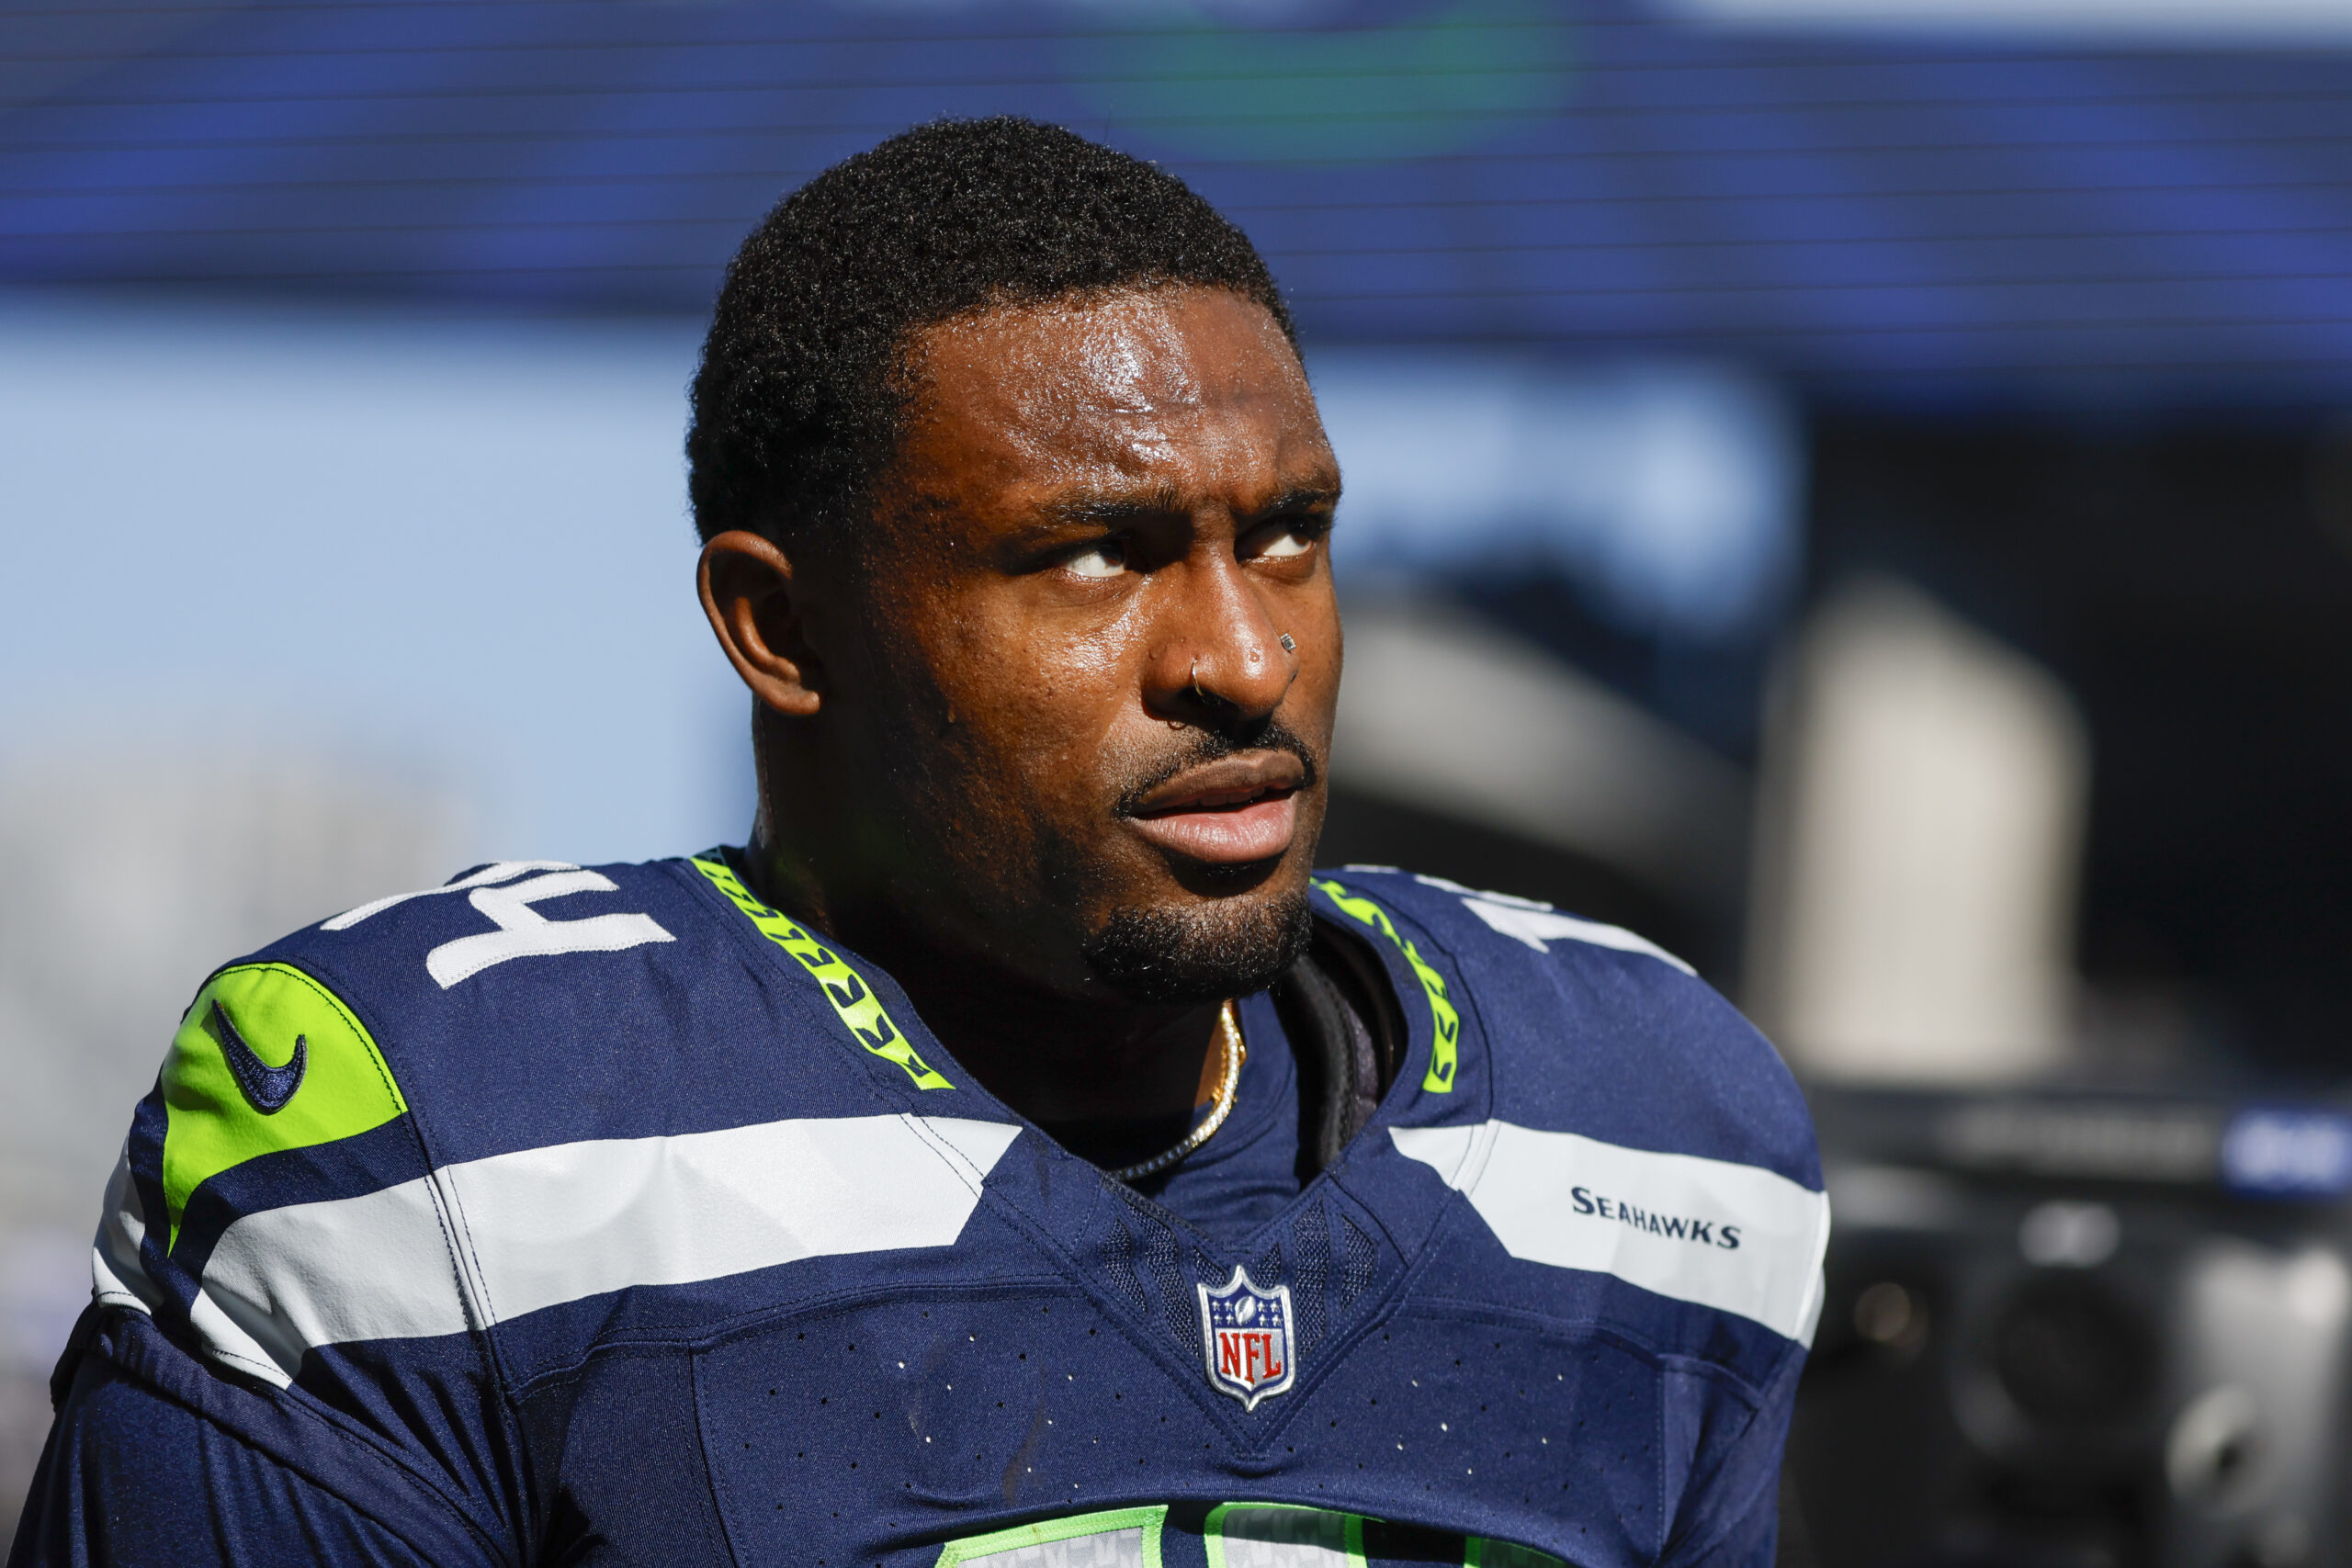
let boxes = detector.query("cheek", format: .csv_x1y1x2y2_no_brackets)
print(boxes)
921,614,1138,804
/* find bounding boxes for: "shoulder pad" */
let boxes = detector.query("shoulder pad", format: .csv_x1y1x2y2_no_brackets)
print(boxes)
1325,866,1695,974
1322,864,1816,1189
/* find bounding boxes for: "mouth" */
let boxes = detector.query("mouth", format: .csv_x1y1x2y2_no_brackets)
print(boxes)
1121,752,1307,866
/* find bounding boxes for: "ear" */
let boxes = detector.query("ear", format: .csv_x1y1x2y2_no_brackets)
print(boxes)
698,529,825,718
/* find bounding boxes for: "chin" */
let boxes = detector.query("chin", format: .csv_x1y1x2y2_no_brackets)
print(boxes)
1078,876,1315,1005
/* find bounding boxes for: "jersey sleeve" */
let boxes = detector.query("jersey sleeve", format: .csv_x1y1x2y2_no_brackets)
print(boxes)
1336,869,1824,1567
15,955,527,1563
10,1308,503,1568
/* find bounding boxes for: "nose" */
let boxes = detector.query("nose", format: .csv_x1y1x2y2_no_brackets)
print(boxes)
1146,552,1295,728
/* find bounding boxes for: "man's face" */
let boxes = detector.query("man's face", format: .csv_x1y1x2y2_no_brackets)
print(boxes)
819,285,1341,1004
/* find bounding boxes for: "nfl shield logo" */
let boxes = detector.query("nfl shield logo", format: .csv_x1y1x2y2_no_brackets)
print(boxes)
1196,1266,1295,1409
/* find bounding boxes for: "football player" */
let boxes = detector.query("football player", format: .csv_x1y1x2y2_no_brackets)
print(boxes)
12,118,1825,1567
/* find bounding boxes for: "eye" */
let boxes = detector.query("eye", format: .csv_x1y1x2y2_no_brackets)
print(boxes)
1065,539,1127,580
1245,516,1325,561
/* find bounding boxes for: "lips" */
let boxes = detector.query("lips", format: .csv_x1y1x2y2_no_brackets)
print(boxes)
1123,752,1306,866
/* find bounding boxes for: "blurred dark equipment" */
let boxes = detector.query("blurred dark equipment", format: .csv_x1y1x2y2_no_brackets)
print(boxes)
1809,416,2352,1077
1792,1086,2352,1568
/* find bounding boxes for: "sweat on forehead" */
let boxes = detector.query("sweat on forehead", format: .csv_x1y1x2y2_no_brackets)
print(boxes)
900,289,1309,458
687,117,1297,548
875,289,1332,559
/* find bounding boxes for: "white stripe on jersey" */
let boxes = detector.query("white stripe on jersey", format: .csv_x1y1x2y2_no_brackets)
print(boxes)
175,1113,1021,1385
1393,1120,1829,1345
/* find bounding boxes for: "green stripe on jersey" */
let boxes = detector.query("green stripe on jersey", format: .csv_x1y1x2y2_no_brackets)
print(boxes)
161,963,408,1248
692,855,952,1090
935,1505,1168,1567
1311,878,1462,1093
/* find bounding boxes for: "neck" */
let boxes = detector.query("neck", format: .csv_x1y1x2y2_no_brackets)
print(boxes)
741,819,1225,1128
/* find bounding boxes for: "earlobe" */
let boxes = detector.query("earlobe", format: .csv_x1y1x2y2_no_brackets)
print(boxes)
697,530,824,718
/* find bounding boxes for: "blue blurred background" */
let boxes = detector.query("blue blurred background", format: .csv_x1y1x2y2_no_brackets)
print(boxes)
7,0,2352,1556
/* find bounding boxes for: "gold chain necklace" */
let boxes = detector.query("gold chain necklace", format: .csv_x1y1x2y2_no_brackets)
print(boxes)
1108,1000,1246,1184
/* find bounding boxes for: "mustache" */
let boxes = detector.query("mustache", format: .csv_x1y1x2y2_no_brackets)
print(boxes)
1111,718,1320,819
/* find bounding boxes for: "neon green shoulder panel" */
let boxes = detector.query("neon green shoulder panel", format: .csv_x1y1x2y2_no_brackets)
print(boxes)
691,856,953,1090
160,962,408,1247
1311,877,1461,1093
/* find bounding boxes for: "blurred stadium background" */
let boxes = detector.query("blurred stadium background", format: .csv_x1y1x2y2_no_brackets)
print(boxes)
6,0,2352,1559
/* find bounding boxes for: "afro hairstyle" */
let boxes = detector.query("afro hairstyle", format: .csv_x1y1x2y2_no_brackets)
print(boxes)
686,117,1297,547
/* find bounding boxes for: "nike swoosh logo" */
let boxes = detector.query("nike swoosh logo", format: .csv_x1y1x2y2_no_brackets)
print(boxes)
207,999,306,1115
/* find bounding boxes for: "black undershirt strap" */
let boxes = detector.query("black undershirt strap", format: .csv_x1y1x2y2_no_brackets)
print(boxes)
1272,918,1409,1181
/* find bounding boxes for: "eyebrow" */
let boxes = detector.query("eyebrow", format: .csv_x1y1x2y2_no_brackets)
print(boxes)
1037,483,1340,532
1246,486,1341,520
1038,486,1186,530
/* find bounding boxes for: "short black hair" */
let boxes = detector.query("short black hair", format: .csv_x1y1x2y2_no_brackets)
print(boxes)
687,117,1296,546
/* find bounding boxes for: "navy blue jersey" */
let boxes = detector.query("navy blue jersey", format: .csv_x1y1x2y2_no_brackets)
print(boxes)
12,857,1825,1568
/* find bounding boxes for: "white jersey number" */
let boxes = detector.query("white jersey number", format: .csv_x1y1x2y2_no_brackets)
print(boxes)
324,861,673,987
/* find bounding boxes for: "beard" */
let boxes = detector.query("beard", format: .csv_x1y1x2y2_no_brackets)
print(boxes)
1079,882,1315,1004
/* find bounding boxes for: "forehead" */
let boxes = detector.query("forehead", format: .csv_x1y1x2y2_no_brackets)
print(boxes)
892,287,1331,513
